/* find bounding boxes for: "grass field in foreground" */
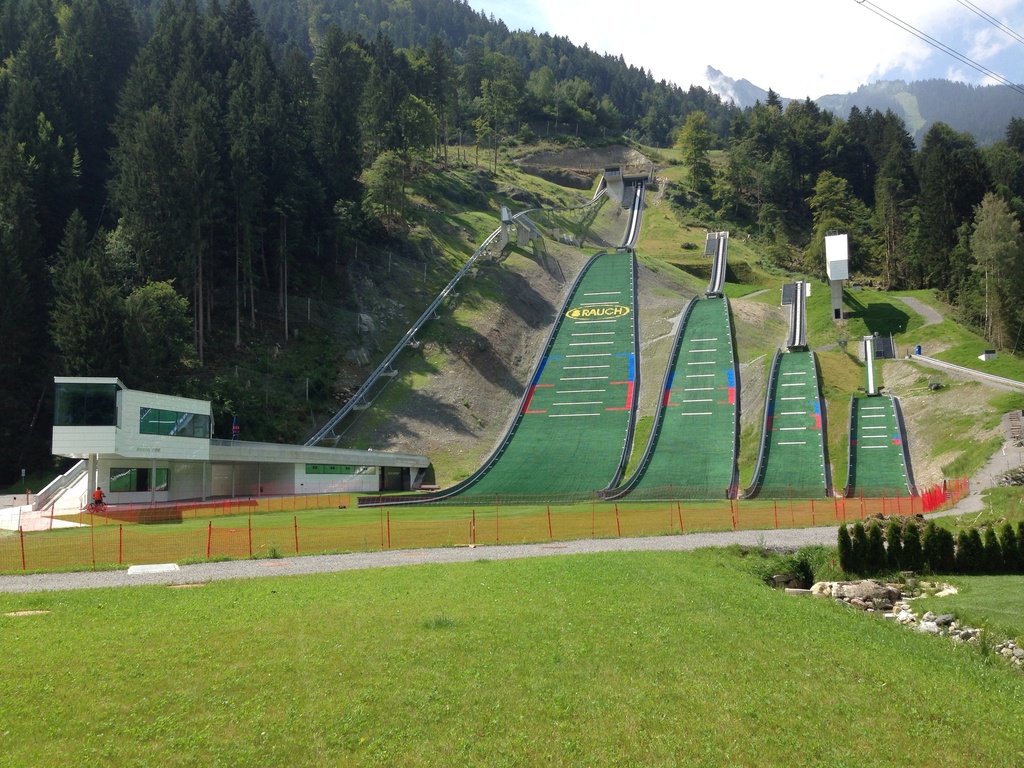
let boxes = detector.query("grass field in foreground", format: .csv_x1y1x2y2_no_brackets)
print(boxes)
2,549,1023,767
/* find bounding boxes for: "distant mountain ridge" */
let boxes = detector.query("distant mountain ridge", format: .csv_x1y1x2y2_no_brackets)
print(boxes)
705,66,1024,146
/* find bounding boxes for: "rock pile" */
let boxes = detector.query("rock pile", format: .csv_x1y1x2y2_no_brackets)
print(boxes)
999,466,1024,486
808,579,1023,671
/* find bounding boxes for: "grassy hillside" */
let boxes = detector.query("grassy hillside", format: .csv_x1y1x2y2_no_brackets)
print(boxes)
331,144,1024,494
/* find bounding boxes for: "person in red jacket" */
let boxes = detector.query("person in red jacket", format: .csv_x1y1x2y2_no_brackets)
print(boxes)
92,486,105,506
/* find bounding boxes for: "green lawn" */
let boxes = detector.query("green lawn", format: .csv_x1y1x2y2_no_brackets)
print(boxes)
2,549,1023,767
914,575,1024,644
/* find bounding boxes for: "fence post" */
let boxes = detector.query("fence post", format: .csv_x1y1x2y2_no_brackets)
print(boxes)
49,503,54,531
294,515,299,554
471,509,476,546
774,500,779,529
119,524,123,565
19,526,26,571
811,499,816,526
495,497,500,544
248,514,253,558
614,503,621,537
207,522,212,559
547,507,552,540
386,510,391,549
90,510,95,569
677,501,683,534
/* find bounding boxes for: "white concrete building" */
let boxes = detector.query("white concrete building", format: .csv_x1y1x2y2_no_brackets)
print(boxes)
50,377,430,507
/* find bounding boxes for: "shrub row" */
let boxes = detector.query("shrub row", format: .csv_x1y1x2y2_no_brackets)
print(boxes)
838,519,1024,577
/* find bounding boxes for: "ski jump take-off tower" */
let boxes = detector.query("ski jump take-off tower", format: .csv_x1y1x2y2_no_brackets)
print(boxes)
825,233,849,321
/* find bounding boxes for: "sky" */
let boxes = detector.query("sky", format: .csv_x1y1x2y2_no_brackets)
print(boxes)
467,0,1024,99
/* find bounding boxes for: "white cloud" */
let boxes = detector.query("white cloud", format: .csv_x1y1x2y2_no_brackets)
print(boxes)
468,0,1024,97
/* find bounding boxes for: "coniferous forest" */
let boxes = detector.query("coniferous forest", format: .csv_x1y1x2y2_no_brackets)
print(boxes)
3,0,1024,485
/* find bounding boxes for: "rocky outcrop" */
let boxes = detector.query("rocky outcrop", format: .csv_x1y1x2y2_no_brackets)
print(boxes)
805,579,1023,672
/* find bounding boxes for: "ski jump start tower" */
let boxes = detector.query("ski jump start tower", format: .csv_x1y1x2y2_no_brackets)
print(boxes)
825,233,849,321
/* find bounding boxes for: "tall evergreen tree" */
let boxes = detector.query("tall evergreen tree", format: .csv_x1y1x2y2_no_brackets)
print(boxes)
910,123,989,297
969,193,1024,349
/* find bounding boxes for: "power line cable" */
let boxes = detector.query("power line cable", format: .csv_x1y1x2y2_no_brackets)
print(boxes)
953,0,1024,48
854,0,1024,97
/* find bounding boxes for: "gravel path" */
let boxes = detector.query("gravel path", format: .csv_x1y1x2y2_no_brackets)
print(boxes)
0,527,840,595
898,296,943,327
931,420,1024,518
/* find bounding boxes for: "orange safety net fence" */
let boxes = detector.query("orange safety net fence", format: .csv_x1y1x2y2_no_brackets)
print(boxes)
0,480,966,573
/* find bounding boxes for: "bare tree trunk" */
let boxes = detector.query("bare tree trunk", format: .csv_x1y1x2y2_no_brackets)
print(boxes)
196,231,205,366
234,210,241,349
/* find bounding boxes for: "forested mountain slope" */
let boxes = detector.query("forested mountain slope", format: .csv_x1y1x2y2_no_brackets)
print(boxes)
4,0,1024,491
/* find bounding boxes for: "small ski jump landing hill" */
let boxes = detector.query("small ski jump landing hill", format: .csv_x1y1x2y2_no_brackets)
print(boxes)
846,395,915,497
744,283,831,499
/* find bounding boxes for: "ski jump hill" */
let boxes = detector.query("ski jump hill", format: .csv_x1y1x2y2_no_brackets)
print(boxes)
356,178,917,507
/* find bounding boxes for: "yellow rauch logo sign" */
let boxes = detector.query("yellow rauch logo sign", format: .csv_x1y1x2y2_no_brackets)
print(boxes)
565,305,630,320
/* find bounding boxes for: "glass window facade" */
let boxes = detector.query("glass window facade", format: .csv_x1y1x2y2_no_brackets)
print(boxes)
140,408,211,438
305,464,375,475
54,382,119,427
110,467,169,493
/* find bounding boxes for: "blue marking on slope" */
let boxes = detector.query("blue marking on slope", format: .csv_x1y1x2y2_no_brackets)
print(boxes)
531,357,549,386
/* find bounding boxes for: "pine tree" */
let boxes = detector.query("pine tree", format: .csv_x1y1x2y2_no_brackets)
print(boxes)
999,522,1018,574
903,522,924,572
851,521,869,576
922,521,941,573
837,524,853,574
867,521,887,575
1018,521,1024,574
936,527,957,574
983,526,1002,574
966,528,984,573
955,530,973,574
886,519,903,571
